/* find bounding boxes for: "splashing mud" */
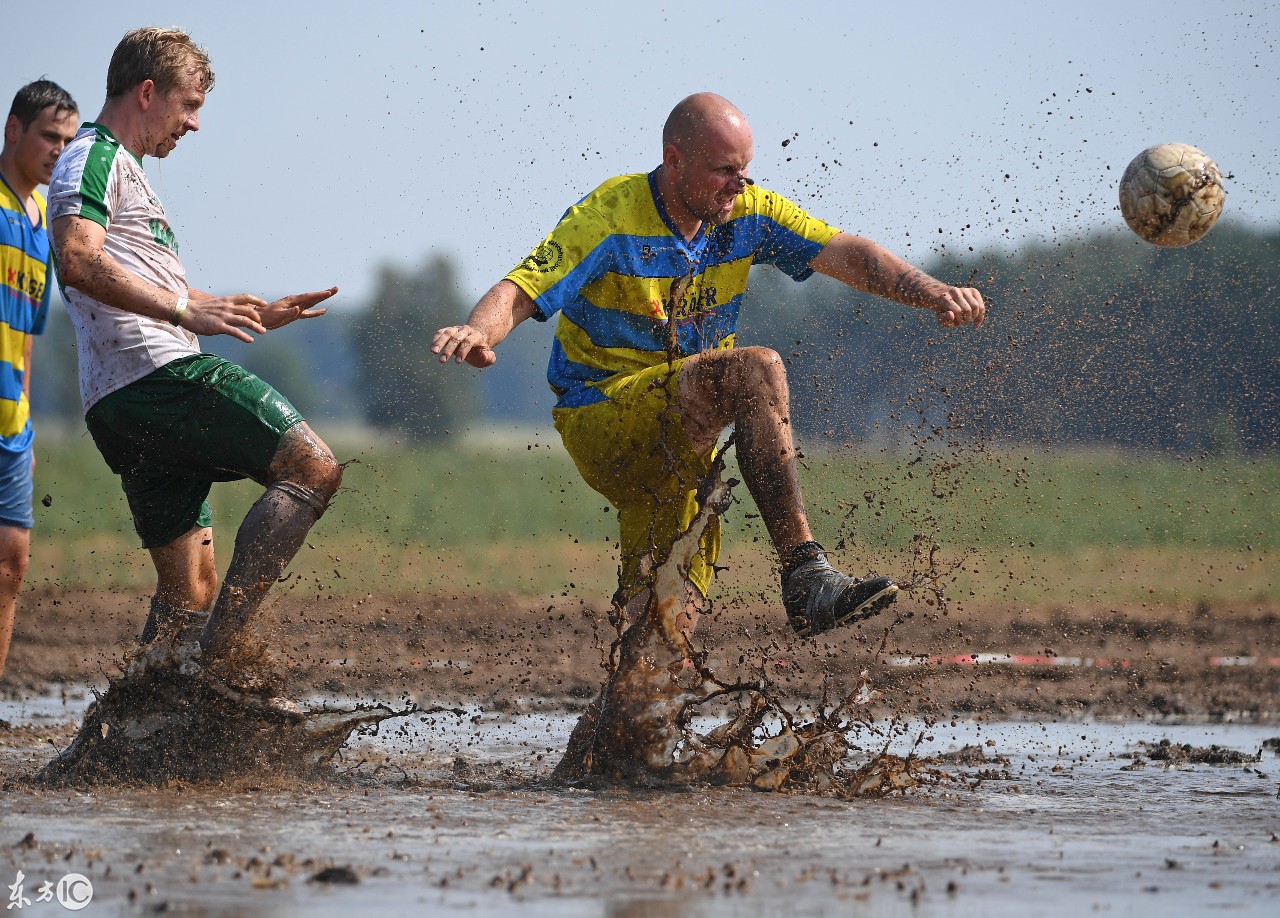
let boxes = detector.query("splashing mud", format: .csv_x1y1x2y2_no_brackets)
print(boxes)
552,453,969,797
34,641,407,786
1123,737,1264,768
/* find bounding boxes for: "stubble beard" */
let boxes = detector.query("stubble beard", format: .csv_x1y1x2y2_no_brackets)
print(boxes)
679,183,736,227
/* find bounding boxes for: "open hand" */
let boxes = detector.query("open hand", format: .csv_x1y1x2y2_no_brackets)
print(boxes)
431,324,497,368
259,286,338,330
184,293,270,342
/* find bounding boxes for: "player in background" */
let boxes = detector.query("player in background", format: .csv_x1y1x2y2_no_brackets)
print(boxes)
47,28,340,691
0,80,78,679
433,92,985,638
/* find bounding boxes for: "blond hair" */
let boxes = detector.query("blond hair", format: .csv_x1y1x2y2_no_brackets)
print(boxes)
106,27,215,98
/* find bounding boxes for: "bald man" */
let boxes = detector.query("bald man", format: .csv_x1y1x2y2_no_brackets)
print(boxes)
433,92,985,638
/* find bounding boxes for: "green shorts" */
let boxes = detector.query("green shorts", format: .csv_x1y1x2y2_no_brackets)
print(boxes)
553,357,718,600
85,354,304,548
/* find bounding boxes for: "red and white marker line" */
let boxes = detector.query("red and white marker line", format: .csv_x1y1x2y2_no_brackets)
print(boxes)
890,655,1131,670
888,653,1129,668
890,654,1280,668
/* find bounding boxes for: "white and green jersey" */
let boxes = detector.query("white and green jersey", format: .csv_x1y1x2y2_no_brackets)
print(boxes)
47,122,197,412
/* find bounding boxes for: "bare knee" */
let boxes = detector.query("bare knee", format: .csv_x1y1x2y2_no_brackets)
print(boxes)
306,451,343,502
695,346,787,400
269,423,342,501
732,346,788,397
680,347,790,452
704,347,789,417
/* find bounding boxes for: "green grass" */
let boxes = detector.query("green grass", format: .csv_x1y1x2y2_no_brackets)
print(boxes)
29,428,1279,606
798,446,1278,550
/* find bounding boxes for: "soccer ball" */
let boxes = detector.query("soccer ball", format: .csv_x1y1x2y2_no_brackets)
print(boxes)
1118,143,1225,247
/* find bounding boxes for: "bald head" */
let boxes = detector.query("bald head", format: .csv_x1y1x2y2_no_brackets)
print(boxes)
663,93,750,153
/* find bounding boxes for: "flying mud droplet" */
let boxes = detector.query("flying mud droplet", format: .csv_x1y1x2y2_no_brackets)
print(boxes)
34,641,410,786
551,448,964,797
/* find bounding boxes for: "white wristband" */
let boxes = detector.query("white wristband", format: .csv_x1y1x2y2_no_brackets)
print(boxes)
171,293,189,327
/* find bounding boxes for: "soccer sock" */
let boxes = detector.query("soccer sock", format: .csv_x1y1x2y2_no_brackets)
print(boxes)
141,597,209,645
780,541,826,578
201,481,329,656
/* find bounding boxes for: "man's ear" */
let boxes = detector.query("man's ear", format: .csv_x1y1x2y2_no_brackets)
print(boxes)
135,79,158,111
662,141,682,175
3,114,20,147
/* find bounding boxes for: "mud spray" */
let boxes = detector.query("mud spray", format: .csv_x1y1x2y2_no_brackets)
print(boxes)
34,640,407,786
552,447,989,797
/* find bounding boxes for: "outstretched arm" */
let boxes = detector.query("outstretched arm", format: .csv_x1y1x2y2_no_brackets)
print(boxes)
53,215,270,342
431,279,540,368
809,232,985,328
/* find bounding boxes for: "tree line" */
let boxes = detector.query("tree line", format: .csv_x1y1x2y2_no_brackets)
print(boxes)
754,225,1279,455
31,227,1278,454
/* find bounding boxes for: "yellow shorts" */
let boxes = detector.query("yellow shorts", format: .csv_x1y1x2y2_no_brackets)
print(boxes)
553,358,719,600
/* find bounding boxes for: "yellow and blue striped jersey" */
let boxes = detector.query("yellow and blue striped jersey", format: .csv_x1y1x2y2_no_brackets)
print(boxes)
506,170,840,408
0,177,50,450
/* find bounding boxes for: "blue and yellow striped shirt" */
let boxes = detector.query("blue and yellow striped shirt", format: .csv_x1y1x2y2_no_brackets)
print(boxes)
506,170,840,409
0,177,50,450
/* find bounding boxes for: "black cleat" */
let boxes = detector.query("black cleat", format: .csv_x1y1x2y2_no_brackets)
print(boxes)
782,553,899,637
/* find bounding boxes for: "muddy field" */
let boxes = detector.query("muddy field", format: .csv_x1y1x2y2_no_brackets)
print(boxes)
5,588,1278,721
2,589,1278,916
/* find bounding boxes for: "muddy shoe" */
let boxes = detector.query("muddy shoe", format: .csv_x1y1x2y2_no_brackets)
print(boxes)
140,600,209,649
201,653,302,716
201,672,303,716
782,548,898,637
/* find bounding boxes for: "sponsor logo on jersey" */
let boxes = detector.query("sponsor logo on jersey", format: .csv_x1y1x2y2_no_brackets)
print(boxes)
522,240,563,274
150,219,179,253
5,267,45,304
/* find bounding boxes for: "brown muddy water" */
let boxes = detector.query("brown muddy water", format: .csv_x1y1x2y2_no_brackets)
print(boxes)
2,687,1278,917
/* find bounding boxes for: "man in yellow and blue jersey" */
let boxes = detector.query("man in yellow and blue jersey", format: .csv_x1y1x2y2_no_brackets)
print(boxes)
433,93,986,638
0,80,77,679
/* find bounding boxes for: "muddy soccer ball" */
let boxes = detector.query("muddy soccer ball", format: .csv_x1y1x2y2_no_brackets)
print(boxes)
1118,143,1225,247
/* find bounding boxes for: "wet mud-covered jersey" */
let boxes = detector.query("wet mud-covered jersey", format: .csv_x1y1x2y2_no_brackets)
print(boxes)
505,170,840,409
0,178,50,450
47,122,197,412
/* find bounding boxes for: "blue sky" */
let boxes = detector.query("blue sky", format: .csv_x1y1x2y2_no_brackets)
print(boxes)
7,0,1277,307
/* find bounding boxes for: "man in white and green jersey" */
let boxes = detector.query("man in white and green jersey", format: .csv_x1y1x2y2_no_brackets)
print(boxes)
47,27,340,691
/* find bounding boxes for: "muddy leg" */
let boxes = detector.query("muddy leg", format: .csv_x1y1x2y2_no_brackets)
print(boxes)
620,580,707,638
678,346,814,560
200,423,341,663
554,461,737,784
140,597,209,646
146,524,219,648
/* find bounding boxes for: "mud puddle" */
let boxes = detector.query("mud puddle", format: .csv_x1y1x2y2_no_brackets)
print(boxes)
3,690,1278,916
0,684,92,729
